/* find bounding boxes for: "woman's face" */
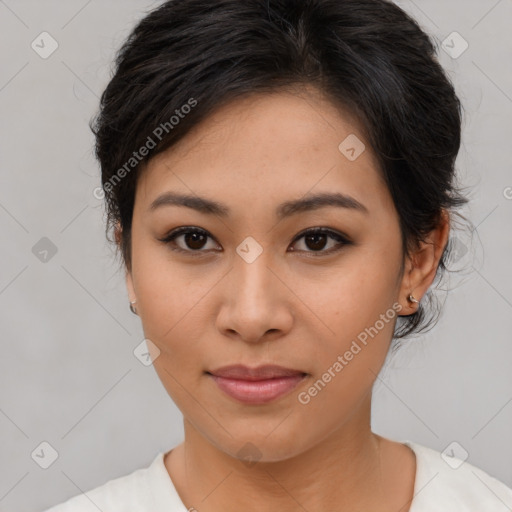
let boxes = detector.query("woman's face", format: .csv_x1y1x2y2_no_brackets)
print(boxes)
125,88,411,462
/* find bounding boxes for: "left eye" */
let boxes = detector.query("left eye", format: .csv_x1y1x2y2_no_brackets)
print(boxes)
158,227,350,256
290,228,350,255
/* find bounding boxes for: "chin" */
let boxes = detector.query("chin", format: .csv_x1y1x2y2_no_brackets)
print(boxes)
210,429,312,465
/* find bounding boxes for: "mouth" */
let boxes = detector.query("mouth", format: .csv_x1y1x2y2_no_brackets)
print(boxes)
206,364,308,404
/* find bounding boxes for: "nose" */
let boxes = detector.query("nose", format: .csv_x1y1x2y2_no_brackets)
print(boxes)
215,248,294,344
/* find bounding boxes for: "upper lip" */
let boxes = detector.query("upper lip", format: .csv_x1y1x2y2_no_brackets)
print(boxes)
207,364,307,380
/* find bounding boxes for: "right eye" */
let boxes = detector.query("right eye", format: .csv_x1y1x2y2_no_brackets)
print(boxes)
158,226,221,255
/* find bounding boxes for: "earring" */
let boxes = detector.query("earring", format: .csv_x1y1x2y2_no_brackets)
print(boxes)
129,300,138,315
408,294,419,304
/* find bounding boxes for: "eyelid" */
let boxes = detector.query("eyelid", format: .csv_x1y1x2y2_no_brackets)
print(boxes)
290,227,351,256
158,226,221,255
158,226,351,256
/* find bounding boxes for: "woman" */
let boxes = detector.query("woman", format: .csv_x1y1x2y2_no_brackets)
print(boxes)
44,0,512,510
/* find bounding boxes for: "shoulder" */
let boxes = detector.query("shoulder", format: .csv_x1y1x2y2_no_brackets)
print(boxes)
42,452,172,512
404,440,512,511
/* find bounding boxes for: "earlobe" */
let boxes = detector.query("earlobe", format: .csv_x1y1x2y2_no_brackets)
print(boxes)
398,209,450,313
116,221,138,315
125,269,135,297
125,270,138,315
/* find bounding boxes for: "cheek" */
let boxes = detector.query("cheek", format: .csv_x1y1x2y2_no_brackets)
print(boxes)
296,250,401,338
293,249,401,388
295,304,397,425
133,244,216,344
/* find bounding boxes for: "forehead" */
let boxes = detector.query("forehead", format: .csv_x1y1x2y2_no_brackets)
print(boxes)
135,88,389,215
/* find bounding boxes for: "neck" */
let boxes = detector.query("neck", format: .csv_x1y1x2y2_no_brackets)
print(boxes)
165,394,395,511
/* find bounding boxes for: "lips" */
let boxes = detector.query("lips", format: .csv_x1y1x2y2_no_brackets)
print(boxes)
208,364,306,380
207,364,308,404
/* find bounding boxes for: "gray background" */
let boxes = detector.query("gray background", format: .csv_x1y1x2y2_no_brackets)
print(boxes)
0,1,511,510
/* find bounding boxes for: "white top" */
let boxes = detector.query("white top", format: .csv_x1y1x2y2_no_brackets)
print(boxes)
43,441,512,511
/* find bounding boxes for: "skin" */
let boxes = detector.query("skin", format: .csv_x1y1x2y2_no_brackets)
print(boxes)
121,86,450,512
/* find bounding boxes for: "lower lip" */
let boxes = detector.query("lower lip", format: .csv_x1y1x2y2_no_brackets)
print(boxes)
209,374,306,404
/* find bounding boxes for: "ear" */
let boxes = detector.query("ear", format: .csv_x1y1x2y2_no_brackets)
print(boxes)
115,221,136,302
397,209,450,315
125,265,136,302
114,220,122,246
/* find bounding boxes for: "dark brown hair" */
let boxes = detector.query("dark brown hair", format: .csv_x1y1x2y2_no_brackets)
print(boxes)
91,0,468,339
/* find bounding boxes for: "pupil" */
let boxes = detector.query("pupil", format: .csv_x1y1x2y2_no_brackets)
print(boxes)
183,232,329,251
186,232,206,250
306,233,327,251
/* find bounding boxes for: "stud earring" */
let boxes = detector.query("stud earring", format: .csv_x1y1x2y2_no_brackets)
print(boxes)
129,299,138,315
408,294,419,304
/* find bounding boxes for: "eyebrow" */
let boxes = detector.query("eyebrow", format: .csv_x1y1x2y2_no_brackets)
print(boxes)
148,191,368,219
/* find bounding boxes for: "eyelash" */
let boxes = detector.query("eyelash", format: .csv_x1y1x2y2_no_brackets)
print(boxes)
158,226,351,257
